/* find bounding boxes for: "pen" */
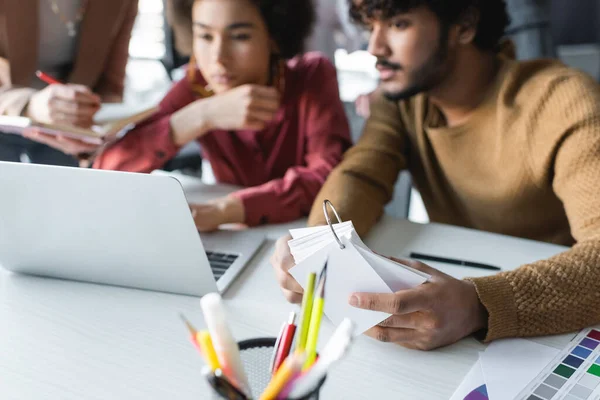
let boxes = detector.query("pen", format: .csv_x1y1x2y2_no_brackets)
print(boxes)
200,293,252,398
409,252,501,271
259,352,306,400
303,262,327,370
204,368,249,400
296,272,316,352
288,318,354,398
272,311,297,374
35,70,62,85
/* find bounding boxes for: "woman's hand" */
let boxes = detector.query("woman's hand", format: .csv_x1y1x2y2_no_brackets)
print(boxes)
27,84,101,128
203,84,280,131
22,129,103,156
170,84,280,146
190,196,246,232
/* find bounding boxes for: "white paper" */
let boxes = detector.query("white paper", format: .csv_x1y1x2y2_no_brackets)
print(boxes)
288,223,430,334
449,357,487,400
289,222,353,240
290,237,393,335
480,339,559,400
289,223,355,263
356,247,428,291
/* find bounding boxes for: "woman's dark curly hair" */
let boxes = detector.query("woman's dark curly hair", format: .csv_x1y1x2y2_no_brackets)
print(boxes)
167,0,315,59
349,0,510,52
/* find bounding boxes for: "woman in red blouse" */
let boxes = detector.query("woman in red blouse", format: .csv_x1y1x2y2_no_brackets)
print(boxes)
94,0,352,231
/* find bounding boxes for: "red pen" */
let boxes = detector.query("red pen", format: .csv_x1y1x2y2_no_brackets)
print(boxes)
36,70,62,85
272,311,297,375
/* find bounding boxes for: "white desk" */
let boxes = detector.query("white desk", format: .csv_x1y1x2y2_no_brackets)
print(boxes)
0,174,575,399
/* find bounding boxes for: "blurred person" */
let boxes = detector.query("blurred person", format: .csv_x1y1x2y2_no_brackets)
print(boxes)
93,0,352,232
0,0,139,166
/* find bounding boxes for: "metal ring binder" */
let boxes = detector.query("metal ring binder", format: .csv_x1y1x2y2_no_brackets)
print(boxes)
322,200,345,249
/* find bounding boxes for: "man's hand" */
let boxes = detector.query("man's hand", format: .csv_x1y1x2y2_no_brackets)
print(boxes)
22,129,102,156
271,234,304,304
27,84,101,128
350,258,488,350
190,196,245,232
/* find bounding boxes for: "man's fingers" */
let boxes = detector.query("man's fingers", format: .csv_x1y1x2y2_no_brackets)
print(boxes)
350,288,430,314
272,262,304,303
365,326,419,343
378,312,425,329
270,235,303,302
281,288,303,304
272,261,303,294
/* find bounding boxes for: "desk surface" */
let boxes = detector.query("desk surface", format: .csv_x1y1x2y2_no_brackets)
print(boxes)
0,173,576,400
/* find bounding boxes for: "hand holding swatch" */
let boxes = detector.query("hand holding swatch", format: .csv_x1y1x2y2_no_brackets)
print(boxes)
288,201,430,335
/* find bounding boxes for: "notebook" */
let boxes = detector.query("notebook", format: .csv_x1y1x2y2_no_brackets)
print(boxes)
0,106,158,144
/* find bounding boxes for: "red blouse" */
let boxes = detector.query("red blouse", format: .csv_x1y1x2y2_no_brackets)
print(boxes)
93,53,352,226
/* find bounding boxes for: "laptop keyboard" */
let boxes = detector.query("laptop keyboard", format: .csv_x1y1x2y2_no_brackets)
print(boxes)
205,251,239,280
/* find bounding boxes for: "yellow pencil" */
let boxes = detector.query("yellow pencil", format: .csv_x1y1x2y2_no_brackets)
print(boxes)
296,272,316,351
259,351,306,400
196,330,221,371
303,263,327,370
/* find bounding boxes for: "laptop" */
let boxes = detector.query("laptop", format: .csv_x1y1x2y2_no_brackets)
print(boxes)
0,162,265,296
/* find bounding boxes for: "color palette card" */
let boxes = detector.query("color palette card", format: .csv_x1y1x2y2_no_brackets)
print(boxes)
451,339,558,400
450,357,489,400
481,339,559,400
516,327,600,400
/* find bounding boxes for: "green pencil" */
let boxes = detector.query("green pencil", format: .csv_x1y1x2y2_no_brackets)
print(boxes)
303,263,327,370
296,271,317,351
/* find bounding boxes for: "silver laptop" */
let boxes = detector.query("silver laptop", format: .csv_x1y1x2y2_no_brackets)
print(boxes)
0,162,265,296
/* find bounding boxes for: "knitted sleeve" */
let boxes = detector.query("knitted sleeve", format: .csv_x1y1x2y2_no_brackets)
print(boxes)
470,71,600,341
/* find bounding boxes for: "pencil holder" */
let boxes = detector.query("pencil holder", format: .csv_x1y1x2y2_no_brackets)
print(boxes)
210,337,326,400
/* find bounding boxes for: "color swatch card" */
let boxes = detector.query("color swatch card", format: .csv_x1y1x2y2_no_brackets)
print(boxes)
450,358,488,400
451,339,560,400
516,327,600,400
288,223,430,335
481,339,559,400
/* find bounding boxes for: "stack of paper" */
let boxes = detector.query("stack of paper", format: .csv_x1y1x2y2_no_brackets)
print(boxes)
288,222,430,335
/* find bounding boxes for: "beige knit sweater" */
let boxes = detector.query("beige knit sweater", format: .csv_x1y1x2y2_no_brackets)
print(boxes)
307,56,600,341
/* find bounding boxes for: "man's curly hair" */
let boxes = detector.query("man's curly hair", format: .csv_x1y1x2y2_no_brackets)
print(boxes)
167,0,315,59
349,0,510,51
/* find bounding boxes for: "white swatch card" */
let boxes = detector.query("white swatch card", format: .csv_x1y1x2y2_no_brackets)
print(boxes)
288,223,429,335
480,338,559,400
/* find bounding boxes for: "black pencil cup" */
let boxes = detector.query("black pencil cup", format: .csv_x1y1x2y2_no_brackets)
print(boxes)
210,337,326,400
